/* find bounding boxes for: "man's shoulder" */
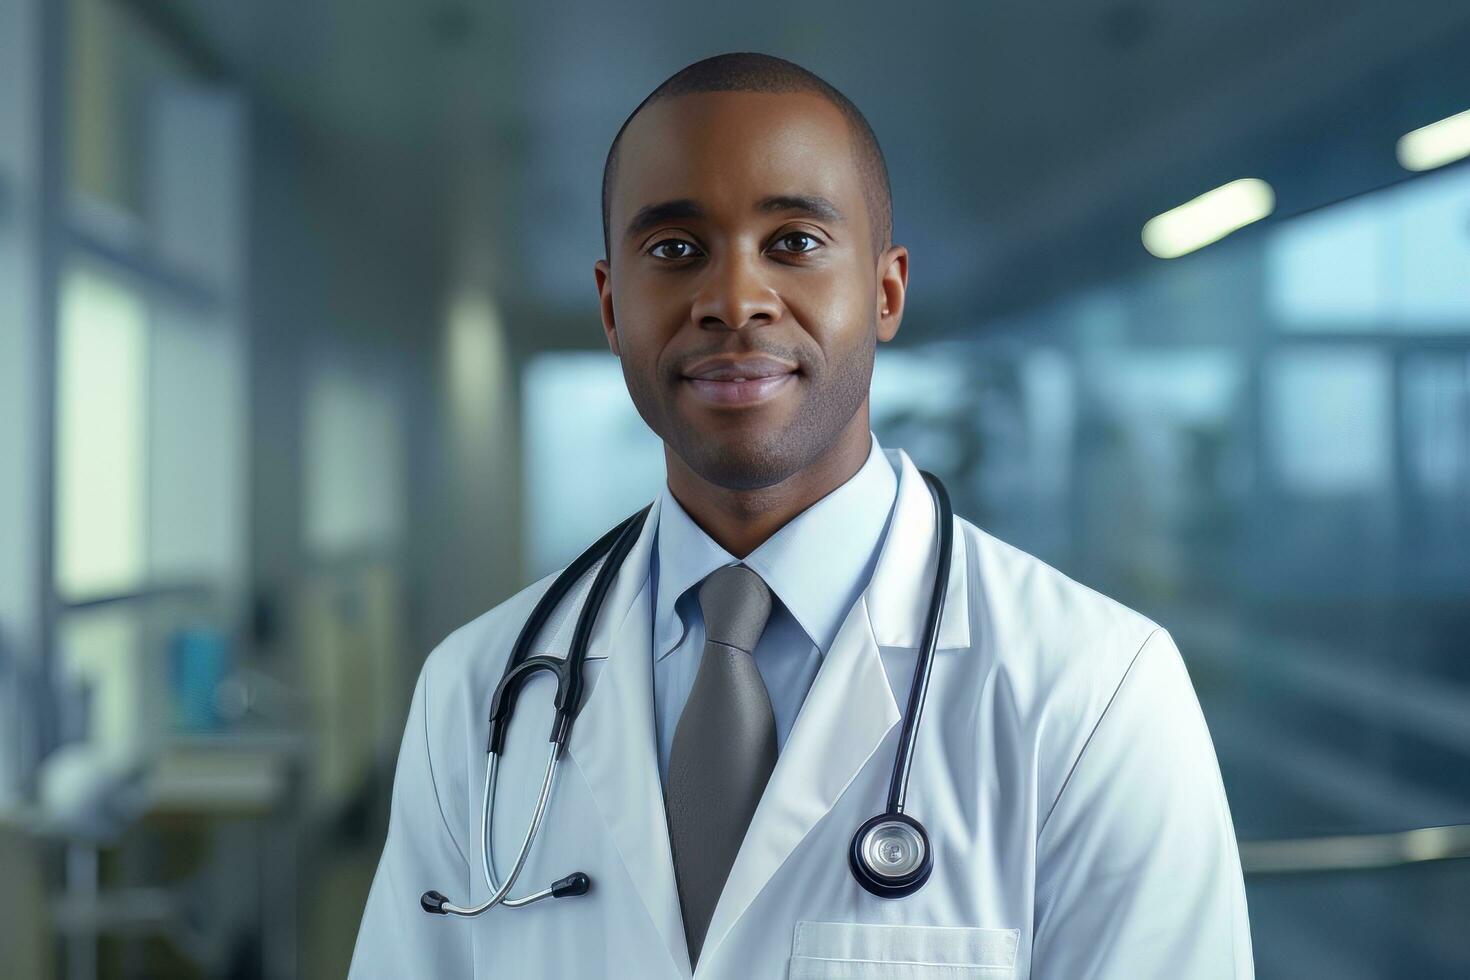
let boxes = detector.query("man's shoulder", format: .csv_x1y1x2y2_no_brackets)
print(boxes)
954,515,1171,724
957,515,1162,654
954,518,1200,818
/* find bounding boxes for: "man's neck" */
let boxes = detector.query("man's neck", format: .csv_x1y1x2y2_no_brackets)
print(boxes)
663,412,872,559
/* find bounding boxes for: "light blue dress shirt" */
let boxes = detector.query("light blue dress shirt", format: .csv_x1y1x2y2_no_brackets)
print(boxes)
648,430,900,789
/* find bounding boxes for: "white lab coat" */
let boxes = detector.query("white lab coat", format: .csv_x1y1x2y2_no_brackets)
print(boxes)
350,447,1254,979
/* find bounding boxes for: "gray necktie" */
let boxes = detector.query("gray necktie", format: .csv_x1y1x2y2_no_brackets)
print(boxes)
664,563,778,969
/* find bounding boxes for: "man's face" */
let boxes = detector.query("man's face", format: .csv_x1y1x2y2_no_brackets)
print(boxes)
595,91,904,492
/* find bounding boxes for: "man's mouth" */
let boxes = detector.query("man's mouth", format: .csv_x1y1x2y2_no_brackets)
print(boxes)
682,354,799,381
682,372,797,406
680,354,800,406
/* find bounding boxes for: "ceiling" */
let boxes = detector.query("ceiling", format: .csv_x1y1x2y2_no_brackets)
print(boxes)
152,0,1470,343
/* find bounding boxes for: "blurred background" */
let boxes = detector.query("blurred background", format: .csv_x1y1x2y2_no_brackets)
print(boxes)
1,0,1468,977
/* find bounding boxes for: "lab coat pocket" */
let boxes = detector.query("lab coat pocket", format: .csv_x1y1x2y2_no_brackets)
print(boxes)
788,920,1020,979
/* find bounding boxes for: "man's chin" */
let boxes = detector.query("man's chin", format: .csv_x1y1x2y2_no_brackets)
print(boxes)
670,432,799,493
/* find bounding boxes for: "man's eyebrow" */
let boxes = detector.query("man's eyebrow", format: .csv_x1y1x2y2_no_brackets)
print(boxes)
754,194,846,224
623,194,846,241
624,199,705,242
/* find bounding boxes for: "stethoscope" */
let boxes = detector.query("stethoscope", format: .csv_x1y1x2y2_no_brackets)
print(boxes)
421,469,953,917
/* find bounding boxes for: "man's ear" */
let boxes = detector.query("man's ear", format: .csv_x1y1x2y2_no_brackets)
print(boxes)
594,258,620,356
876,244,908,343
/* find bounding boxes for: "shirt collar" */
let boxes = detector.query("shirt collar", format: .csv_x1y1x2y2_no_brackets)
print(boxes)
651,430,898,662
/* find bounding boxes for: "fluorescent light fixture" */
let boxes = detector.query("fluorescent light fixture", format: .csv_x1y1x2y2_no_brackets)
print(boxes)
1141,178,1275,259
1396,108,1470,172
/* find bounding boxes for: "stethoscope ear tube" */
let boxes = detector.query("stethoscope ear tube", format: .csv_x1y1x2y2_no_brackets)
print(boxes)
487,505,652,755
556,502,651,751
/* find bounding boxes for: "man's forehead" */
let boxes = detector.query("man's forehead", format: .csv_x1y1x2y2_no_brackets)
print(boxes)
613,90,861,222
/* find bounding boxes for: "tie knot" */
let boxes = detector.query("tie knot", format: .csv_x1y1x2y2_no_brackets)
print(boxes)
697,563,772,655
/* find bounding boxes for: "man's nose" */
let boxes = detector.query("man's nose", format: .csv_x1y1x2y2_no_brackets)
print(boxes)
688,251,783,331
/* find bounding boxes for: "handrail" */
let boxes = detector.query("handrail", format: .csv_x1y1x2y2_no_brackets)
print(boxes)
1239,823,1470,874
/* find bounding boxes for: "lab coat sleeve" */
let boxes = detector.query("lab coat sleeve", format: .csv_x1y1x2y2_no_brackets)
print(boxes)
348,660,474,978
1031,627,1253,979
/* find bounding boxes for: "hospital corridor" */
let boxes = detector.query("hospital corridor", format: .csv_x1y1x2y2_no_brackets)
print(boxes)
1,1,1469,977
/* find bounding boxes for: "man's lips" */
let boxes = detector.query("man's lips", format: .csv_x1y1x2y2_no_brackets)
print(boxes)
681,354,799,381
682,372,797,406
679,353,800,407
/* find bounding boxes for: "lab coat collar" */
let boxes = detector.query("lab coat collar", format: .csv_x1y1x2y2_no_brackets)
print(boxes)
560,446,970,977
867,445,971,651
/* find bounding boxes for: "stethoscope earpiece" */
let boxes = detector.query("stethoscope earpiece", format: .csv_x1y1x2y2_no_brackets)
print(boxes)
848,812,934,899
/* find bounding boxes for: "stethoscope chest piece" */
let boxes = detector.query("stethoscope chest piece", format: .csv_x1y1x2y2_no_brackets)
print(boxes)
849,812,933,899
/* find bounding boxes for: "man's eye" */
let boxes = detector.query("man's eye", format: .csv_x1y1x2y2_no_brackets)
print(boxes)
772,232,822,254
649,239,701,260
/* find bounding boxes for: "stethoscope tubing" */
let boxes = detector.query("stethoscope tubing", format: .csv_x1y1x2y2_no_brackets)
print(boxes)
424,468,953,915
886,471,952,816
487,504,652,756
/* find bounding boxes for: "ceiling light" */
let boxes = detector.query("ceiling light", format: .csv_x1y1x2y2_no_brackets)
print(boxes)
1141,178,1275,259
1397,108,1470,172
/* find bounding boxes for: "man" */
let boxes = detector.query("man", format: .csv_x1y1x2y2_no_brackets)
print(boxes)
350,52,1253,978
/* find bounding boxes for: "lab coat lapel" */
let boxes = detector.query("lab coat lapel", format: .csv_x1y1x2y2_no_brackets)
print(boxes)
563,494,692,977
699,447,972,964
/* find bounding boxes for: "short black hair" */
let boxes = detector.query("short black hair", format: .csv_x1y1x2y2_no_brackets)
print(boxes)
601,52,893,264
